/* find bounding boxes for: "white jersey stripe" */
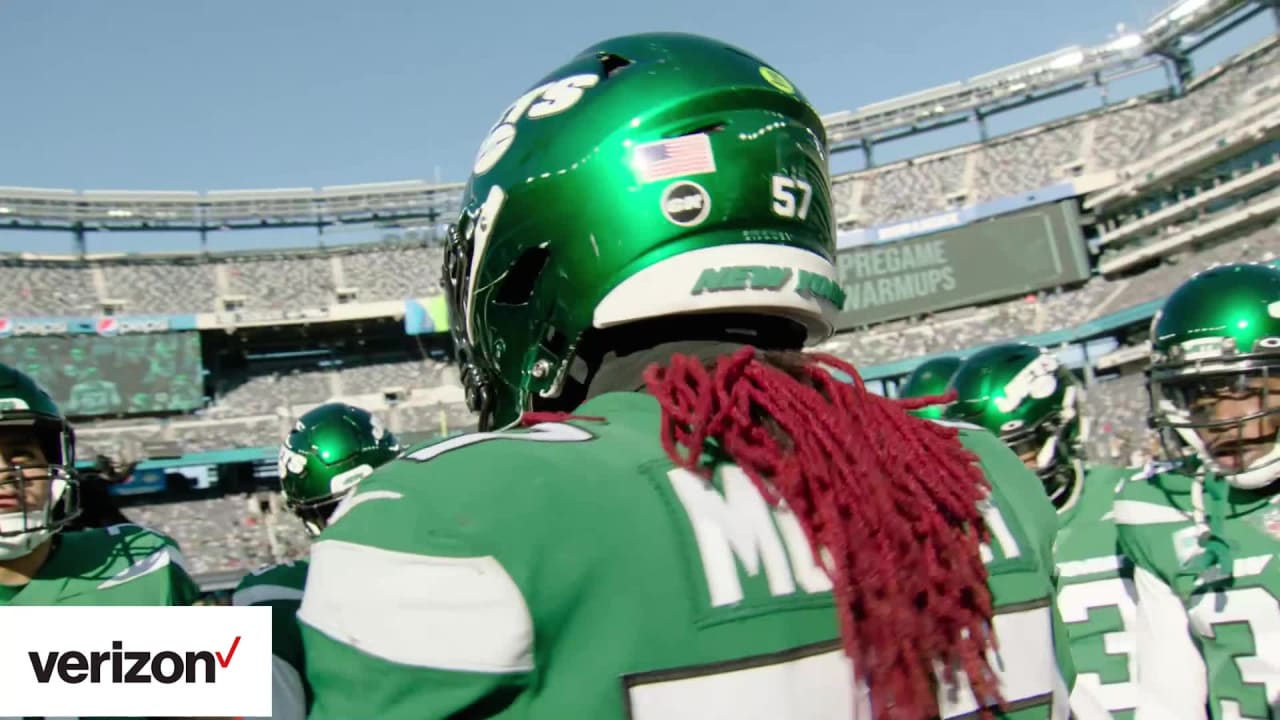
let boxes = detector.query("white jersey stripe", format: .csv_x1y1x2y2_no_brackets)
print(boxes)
97,545,187,590
1113,500,1192,526
299,539,534,674
1057,555,1125,578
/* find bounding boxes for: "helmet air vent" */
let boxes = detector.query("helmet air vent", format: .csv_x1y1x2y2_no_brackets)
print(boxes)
495,246,551,306
597,52,633,78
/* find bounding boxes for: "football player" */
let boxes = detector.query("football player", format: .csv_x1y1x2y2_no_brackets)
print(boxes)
946,343,1136,719
898,354,963,418
0,362,197,606
233,402,400,720
299,33,1073,719
1116,262,1280,720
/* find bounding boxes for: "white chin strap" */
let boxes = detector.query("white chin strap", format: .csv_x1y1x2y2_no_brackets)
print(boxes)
0,477,68,561
0,513,55,560
1036,434,1059,473
1216,441,1280,490
1036,385,1077,474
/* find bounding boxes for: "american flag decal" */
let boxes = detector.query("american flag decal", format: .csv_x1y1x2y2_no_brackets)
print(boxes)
633,134,716,184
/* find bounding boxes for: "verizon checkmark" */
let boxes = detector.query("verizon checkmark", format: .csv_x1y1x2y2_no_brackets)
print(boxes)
216,636,242,668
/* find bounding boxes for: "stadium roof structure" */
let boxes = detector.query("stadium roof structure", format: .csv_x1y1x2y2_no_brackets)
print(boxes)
821,0,1264,152
0,180,463,234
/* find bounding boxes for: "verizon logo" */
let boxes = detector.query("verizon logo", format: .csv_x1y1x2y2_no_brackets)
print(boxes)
29,636,241,685
0,607,270,717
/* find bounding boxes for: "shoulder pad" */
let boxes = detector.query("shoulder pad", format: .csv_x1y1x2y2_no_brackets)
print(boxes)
402,421,597,465
79,525,191,591
233,561,307,606
1128,460,1182,483
84,523,183,553
926,418,985,432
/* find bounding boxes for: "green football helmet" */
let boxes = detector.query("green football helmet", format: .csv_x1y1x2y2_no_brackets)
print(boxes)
443,32,847,430
899,355,963,419
0,363,80,560
944,343,1083,506
1148,262,1280,489
278,403,401,536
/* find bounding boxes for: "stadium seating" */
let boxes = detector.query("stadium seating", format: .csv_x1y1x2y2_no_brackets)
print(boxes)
125,494,310,574
833,38,1280,230
98,258,220,315
1084,372,1154,466
338,244,443,302
972,123,1086,203
222,253,335,311
0,241,444,317
0,260,99,317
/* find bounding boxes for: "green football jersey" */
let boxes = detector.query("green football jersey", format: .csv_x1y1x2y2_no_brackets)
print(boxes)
234,560,309,720
0,522,198,606
299,392,1074,720
1054,464,1137,720
1116,465,1280,720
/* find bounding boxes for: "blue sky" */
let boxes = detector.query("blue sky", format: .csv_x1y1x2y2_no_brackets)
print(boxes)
0,0,1272,252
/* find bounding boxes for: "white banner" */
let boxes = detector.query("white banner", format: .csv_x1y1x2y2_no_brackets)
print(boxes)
0,606,272,718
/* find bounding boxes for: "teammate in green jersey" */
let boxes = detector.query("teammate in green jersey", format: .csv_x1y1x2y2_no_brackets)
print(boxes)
299,33,1073,720
233,402,400,720
899,355,963,419
0,362,197,606
1116,262,1280,720
946,342,1137,719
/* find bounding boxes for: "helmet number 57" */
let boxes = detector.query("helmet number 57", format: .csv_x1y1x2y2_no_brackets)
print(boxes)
771,175,812,221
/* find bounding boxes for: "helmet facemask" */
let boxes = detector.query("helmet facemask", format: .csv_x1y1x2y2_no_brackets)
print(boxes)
279,453,381,538
0,421,81,560
443,202,503,431
284,495,345,538
1001,384,1083,507
1150,359,1280,489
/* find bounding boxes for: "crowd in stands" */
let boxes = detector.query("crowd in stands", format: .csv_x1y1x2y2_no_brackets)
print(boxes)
0,242,446,316
832,37,1280,227
125,494,311,576
1085,372,1155,467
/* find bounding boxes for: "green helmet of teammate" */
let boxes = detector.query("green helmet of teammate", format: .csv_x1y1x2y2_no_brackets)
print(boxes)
899,355,963,419
0,363,79,560
944,343,1083,506
442,32,847,430
277,403,401,536
1148,262,1280,489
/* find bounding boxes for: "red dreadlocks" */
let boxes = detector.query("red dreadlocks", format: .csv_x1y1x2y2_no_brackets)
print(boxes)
643,346,1000,719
